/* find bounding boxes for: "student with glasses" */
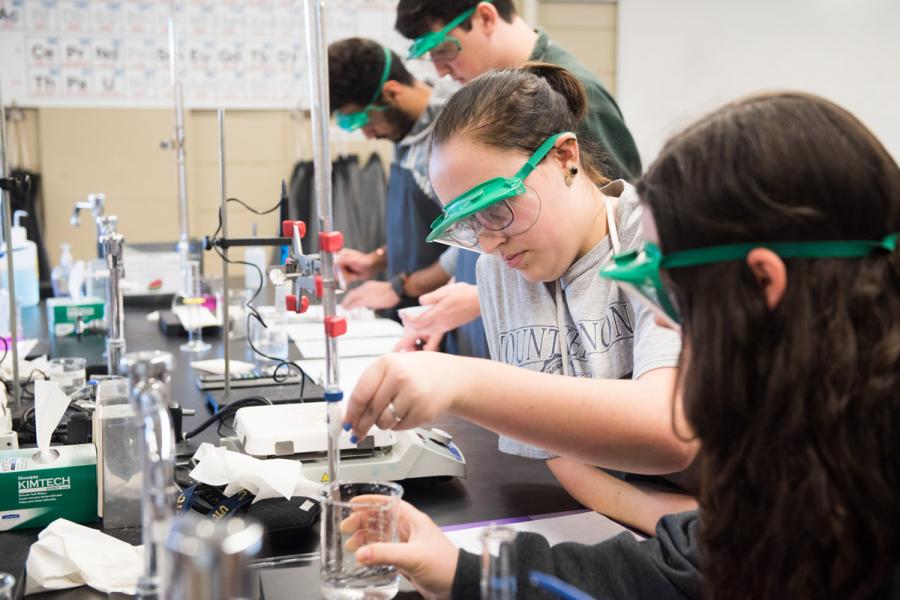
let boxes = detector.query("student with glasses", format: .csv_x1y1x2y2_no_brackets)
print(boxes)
343,91,900,600
348,63,695,534
393,0,640,356
327,39,456,318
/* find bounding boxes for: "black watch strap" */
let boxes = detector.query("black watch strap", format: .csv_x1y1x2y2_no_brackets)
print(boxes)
390,272,408,297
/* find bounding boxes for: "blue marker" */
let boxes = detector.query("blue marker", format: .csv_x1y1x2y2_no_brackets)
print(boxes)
528,571,597,600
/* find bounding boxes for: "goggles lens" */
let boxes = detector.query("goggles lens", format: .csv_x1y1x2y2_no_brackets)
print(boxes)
407,2,491,59
600,243,682,329
336,110,371,132
427,132,571,252
431,185,542,252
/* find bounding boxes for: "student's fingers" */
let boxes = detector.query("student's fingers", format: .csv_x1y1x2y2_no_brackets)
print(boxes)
355,376,399,439
422,332,443,352
341,286,364,309
355,542,419,571
393,330,421,352
344,358,391,434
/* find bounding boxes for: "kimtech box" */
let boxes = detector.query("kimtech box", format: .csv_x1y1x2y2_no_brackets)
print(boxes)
0,444,98,531
46,297,105,337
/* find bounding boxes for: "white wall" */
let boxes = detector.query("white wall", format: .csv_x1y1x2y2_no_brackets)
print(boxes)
617,0,900,167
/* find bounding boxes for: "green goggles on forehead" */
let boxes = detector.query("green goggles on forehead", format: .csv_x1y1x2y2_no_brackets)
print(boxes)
426,132,571,251
407,1,492,59
335,46,392,132
600,233,900,329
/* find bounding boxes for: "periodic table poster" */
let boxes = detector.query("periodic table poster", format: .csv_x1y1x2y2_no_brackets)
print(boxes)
0,0,413,109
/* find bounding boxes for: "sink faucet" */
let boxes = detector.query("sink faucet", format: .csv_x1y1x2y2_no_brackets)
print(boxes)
122,351,176,600
71,194,106,258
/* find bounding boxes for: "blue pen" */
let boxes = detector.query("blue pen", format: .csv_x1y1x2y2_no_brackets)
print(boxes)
528,571,597,600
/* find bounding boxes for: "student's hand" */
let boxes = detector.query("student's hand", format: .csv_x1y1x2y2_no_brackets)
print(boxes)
393,327,444,352
341,281,400,310
346,500,458,600
336,248,381,283
403,283,481,334
344,352,470,438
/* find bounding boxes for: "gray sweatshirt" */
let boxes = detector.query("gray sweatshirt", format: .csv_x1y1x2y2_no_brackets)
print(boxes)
476,180,682,458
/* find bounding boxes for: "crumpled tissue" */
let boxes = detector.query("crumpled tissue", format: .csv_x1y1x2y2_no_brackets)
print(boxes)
25,518,143,595
189,442,318,501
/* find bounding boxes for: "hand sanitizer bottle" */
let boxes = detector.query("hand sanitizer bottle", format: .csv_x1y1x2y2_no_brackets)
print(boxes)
51,243,74,297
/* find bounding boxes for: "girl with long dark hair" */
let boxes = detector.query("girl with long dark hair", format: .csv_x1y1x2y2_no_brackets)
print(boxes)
344,91,900,599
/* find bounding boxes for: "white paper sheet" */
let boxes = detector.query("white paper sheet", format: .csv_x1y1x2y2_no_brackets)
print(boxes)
443,510,641,555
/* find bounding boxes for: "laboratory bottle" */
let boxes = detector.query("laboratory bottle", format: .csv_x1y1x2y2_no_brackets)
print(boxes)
481,526,518,600
51,243,74,297
0,210,40,307
244,223,268,292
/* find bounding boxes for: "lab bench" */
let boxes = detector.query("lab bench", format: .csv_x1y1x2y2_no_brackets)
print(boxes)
0,304,581,599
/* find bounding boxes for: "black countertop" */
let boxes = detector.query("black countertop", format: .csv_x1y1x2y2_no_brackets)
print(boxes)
0,303,581,598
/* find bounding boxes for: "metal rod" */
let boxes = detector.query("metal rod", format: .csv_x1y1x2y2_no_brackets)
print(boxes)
169,2,190,264
100,216,126,375
218,108,230,400
123,351,176,600
0,83,21,408
214,237,290,249
304,0,340,483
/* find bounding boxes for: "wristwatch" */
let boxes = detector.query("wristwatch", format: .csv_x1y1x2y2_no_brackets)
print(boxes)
390,272,408,297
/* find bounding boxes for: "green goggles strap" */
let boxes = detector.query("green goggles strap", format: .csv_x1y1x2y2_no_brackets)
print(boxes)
407,1,493,59
368,45,392,106
513,133,570,181
661,233,899,269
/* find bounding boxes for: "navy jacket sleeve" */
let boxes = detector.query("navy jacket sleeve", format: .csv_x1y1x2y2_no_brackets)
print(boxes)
451,511,703,600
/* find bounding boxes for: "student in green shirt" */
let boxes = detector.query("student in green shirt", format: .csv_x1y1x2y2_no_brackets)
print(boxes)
393,1,643,356
396,0,641,181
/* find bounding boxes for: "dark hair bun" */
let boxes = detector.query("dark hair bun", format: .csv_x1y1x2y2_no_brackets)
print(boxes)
521,62,588,122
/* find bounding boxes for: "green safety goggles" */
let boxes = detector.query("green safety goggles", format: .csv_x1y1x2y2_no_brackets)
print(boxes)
426,132,571,251
407,1,492,60
335,46,392,132
600,233,900,329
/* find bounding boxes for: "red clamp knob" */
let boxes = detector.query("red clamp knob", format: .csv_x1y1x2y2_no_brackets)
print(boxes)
286,294,309,314
319,231,344,253
314,274,324,298
324,316,347,338
282,220,307,238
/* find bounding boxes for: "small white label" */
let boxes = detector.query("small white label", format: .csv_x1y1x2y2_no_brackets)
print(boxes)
300,500,314,512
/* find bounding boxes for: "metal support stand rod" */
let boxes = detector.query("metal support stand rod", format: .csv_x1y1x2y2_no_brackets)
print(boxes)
304,0,340,484
218,109,231,400
0,83,21,408
101,217,126,375
169,2,190,263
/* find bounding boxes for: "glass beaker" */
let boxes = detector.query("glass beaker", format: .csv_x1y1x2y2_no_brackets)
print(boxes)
47,357,87,395
249,306,288,372
174,260,211,353
92,375,142,530
481,526,518,600
320,481,403,600
0,572,16,600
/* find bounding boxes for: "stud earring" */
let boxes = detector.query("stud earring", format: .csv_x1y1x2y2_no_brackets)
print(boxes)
565,166,578,186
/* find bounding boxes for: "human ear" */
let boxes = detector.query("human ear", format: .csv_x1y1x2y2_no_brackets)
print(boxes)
381,81,403,107
551,135,580,179
473,2,499,36
746,248,787,309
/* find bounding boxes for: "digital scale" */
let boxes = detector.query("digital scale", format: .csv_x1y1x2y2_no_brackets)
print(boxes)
233,403,467,487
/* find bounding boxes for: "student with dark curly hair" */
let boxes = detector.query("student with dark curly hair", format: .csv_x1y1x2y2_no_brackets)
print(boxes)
344,91,900,599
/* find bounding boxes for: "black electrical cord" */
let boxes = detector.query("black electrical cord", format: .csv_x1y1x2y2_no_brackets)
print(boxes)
183,395,273,441
206,193,315,402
